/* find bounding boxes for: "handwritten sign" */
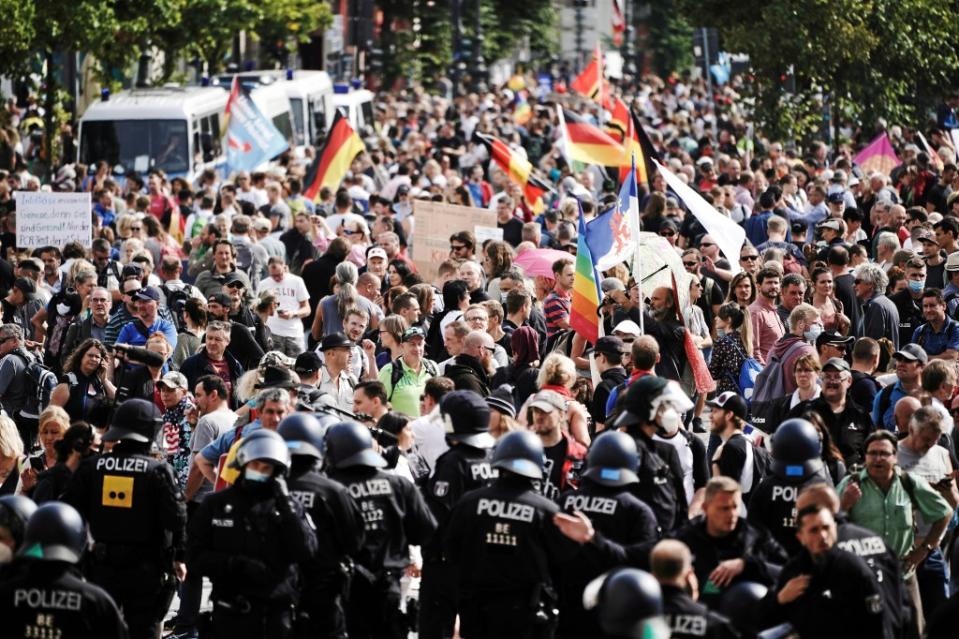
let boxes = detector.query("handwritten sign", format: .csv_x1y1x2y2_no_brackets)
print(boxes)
412,200,497,282
15,191,93,248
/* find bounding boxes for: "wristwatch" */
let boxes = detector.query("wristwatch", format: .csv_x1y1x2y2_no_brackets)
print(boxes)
923,542,937,553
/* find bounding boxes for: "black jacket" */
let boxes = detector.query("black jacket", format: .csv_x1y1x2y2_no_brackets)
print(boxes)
747,470,834,556
628,428,689,534
791,396,874,466
590,367,627,426
661,584,735,639
445,354,492,396
179,348,244,409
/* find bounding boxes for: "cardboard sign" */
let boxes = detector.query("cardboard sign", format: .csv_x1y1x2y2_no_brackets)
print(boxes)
411,200,498,282
15,191,93,248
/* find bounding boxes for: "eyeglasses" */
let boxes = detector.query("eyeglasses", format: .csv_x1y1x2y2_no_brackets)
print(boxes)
90,298,110,304
700,242,715,248
683,261,699,268
450,244,468,251
465,315,487,322
483,346,497,353
741,255,759,261
660,231,676,237
865,450,894,458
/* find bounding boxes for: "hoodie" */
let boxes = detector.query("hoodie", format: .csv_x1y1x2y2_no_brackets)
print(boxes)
768,333,816,395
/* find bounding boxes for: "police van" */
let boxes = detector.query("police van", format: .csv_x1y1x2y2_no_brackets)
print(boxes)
77,86,229,182
333,84,375,132
213,70,334,149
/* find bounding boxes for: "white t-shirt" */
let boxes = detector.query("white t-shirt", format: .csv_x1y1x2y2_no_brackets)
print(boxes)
258,273,310,338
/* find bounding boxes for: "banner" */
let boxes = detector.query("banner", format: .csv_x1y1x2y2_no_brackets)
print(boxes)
224,78,289,174
15,191,92,248
411,201,497,282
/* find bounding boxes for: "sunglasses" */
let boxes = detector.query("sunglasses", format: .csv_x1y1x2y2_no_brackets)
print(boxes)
741,255,759,261
683,261,699,268
700,242,715,248
660,231,676,237
450,244,467,251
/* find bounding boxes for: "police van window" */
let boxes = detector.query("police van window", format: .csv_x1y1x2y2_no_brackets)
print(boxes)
361,100,374,129
80,119,189,175
311,98,327,143
289,97,306,147
272,112,294,150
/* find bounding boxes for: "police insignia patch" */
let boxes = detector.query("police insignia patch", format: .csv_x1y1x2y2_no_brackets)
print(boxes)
866,594,882,614
434,481,449,497
102,475,134,508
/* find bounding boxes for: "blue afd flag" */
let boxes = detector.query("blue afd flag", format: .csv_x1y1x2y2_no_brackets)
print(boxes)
585,157,640,271
224,78,289,173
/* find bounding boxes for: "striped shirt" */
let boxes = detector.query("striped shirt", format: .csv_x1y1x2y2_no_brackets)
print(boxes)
543,289,572,337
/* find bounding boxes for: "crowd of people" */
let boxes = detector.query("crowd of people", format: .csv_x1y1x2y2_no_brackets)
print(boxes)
2,74,959,639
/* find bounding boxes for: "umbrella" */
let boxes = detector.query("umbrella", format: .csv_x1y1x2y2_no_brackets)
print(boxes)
632,232,690,312
514,247,574,279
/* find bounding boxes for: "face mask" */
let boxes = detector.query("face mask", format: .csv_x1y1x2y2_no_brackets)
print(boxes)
804,323,823,343
716,328,727,338
0,543,11,565
56,303,72,316
244,468,271,483
658,407,682,435
907,279,925,294
500,292,509,304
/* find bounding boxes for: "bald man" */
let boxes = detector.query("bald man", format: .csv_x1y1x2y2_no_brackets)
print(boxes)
894,396,922,436
796,484,908,636
651,540,734,639
444,330,495,396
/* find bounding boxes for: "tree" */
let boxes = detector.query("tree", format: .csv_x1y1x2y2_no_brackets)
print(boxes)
0,0,35,79
680,0,959,141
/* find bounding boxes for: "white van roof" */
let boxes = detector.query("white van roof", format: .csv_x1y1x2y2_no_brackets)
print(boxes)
211,70,332,98
80,87,227,121
248,82,293,118
332,88,375,107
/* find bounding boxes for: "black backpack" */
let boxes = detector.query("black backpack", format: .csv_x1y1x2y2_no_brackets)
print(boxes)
387,357,438,401
160,284,193,332
12,349,58,419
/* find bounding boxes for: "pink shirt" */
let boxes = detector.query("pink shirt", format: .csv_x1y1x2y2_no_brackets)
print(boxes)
748,297,785,364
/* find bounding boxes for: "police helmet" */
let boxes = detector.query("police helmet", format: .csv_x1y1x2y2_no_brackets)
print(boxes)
0,495,38,551
771,418,824,479
277,413,328,459
491,430,545,479
102,398,162,443
233,429,291,473
582,431,640,487
718,581,769,635
440,390,495,448
612,376,669,428
19,502,86,564
324,421,387,469
583,568,670,639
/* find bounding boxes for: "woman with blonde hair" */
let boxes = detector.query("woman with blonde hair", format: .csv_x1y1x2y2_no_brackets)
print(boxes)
518,352,591,446
0,414,24,494
18,405,71,494
377,314,409,368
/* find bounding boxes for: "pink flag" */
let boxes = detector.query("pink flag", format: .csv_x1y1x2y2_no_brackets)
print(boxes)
854,132,901,176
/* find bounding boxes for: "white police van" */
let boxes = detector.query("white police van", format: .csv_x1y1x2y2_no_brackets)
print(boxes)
332,84,375,132
77,86,229,182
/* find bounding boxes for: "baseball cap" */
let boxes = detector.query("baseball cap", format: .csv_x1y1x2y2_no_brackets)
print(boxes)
848,176,861,187
893,344,928,365
133,286,161,302
601,277,626,294
706,391,748,421
402,326,426,342
207,292,232,307
815,331,854,350
156,371,189,390
945,252,959,272
368,247,388,261
223,275,246,289
319,333,353,351
914,228,937,245
827,192,845,204
252,218,272,232
396,184,411,196
585,336,627,357
528,390,567,413
818,219,842,232
830,169,847,183
121,264,143,279
294,351,323,374
612,320,641,337
822,357,851,373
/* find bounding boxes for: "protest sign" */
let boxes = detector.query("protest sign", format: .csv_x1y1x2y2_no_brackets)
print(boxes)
15,191,93,248
412,200,498,282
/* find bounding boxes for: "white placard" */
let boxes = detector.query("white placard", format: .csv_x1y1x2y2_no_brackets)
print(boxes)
474,226,504,244
15,191,93,248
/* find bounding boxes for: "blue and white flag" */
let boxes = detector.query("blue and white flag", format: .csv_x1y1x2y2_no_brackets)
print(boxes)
224,78,288,173
586,155,641,271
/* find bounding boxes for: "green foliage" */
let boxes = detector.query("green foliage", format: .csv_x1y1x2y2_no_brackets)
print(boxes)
645,2,693,76
0,0,35,77
680,0,959,141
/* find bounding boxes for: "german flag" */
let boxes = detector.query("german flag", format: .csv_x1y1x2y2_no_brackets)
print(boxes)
560,107,625,167
620,109,661,189
303,111,366,201
476,132,550,207
604,96,630,142
571,45,604,102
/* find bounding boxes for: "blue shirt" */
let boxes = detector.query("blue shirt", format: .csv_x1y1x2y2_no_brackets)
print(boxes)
872,380,908,431
115,317,178,350
200,420,262,463
912,317,959,356
743,210,774,247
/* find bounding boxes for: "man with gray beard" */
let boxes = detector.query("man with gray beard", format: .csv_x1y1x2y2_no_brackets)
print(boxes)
641,286,687,382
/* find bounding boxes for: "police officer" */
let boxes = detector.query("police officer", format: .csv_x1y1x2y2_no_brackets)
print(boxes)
581,567,671,639
612,376,691,534
62,398,186,639
650,540,735,639
796,483,909,638
444,430,579,638
188,428,317,639
0,502,129,638
324,421,437,639
717,582,768,638
0,494,38,564
747,418,834,556
555,431,660,638
419,390,497,639
277,412,365,639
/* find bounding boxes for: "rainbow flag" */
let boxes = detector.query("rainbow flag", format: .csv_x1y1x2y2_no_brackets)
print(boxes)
854,132,901,176
569,201,602,345
513,92,532,126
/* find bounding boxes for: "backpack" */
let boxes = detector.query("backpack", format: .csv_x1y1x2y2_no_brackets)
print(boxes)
874,383,897,428
725,339,763,401
545,329,575,357
12,349,58,419
387,357,438,402
748,340,807,431
160,283,194,332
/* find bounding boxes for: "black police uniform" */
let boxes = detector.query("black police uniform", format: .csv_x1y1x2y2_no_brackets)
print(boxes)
835,513,909,638
660,583,735,639
673,515,787,609
631,430,688,534
761,545,891,638
445,473,578,639
188,475,318,639
556,478,659,638
62,442,186,639
420,444,496,639
747,472,833,556
287,456,366,639
0,560,129,639
327,464,437,639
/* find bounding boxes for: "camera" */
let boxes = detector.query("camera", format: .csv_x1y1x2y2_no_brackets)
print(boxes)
111,343,165,368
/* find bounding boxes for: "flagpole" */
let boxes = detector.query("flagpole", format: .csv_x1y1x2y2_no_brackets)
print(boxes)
634,152,644,335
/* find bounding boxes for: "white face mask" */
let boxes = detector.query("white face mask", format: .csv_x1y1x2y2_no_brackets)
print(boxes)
244,468,271,483
658,407,682,435
56,303,72,316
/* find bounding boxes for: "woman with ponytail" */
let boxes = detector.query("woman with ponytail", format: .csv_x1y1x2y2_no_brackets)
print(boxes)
709,302,755,395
